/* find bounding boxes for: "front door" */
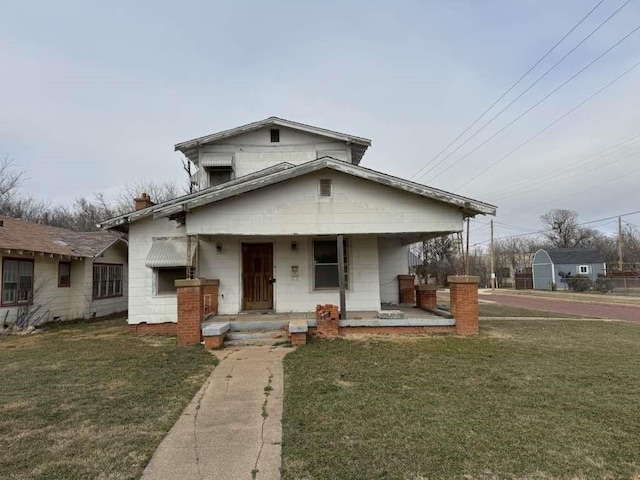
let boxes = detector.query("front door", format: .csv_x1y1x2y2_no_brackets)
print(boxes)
242,243,274,310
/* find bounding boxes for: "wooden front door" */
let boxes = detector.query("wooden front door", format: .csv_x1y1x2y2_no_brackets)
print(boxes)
242,243,274,310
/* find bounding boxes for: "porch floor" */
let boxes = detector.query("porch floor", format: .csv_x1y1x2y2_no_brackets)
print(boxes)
206,306,443,323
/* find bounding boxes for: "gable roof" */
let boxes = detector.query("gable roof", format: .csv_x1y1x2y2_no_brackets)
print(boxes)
0,216,126,258
543,248,605,264
99,157,496,231
175,116,372,165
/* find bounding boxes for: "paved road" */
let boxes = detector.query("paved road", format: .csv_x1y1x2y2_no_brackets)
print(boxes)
479,293,640,322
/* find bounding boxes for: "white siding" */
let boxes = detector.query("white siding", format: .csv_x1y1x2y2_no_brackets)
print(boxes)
0,244,128,324
378,237,408,304
198,126,352,179
187,170,463,237
127,217,186,324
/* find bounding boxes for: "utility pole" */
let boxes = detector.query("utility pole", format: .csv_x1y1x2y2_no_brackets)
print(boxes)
490,219,495,290
618,216,624,272
465,217,470,275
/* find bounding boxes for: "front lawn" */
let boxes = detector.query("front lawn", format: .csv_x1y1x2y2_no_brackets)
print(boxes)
282,320,640,479
0,318,215,480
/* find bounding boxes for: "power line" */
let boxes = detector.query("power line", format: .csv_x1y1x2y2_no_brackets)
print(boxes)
484,132,640,200
414,0,627,182
455,54,640,190
408,0,607,182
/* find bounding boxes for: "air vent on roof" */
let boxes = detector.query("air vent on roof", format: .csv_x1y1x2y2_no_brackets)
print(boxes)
319,179,332,197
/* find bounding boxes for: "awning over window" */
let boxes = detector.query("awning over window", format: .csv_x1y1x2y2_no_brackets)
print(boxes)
200,152,234,167
145,238,196,268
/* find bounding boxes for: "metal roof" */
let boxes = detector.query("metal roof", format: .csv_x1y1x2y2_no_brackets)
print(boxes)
174,117,372,165
145,238,196,268
200,152,234,167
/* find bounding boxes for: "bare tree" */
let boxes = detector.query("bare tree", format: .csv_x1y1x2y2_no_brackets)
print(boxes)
112,179,184,215
414,236,457,284
540,209,597,248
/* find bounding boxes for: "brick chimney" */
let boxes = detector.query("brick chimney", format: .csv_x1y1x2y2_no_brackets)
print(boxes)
134,192,154,211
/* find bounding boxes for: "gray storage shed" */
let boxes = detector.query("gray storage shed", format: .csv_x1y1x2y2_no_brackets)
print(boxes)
532,248,606,290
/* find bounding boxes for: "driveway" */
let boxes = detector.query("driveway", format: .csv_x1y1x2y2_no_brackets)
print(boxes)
141,346,294,480
479,293,640,322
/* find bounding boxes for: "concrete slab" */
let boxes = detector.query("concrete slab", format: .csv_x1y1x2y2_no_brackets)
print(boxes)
141,346,294,480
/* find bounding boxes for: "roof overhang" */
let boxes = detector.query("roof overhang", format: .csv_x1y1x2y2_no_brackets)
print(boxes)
174,116,372,165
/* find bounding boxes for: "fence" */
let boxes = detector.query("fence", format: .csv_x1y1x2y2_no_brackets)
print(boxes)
606,276,640,296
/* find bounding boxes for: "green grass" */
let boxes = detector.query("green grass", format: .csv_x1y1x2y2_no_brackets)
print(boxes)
0,318,215,480
282,320,640,479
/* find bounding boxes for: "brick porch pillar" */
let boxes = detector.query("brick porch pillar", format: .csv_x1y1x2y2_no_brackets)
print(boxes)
415,285,438,310
398,274,416,306
175,279,220,346
448,276,479,335
316,304,339,338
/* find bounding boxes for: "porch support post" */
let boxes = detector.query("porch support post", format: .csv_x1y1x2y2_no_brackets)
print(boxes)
447,275,479,335
337,234,346,320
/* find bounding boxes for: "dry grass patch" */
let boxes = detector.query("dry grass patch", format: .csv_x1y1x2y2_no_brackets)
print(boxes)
283,320,640,479
0,317,215,480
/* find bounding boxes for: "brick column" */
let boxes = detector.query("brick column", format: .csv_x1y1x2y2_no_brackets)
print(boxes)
447,276,479,335
175,279,220,346
316,304,339,338
398,274,416,306
415,285,438,310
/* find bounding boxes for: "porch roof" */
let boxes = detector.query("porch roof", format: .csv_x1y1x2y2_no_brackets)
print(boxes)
99,158,496,231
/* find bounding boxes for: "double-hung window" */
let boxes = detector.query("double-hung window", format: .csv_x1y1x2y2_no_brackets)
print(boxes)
93,264,123,299
2,258,34,306
313,239,348,289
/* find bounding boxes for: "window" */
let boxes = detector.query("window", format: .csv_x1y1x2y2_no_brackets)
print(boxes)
156,267,186,295
58,261,71,287
2,258,34,306
313,239,348,289
92,264,123,299
578,265,589,274
270,128,280,143
319,179,332,197
206,166,233,187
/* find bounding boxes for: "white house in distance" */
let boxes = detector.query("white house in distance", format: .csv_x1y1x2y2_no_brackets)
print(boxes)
99,117,496,333
0,216,128,325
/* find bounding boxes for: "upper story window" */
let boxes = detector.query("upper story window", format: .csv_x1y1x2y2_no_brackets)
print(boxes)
270,129,280,143
319,179,332,197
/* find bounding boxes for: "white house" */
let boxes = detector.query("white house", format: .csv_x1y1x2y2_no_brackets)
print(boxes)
99,117,496,332
0,216,128,326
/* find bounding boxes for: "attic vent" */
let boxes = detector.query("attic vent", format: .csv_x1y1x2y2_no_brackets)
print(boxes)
270,128,280,143
319,179,332,197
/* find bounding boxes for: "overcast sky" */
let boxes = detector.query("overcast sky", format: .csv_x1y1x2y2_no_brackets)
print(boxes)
1,0,639,245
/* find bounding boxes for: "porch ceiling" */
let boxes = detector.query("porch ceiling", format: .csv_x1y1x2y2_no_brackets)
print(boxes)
196,231,457,245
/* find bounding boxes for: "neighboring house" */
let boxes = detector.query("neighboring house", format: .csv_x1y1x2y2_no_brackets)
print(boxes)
532,248,606,290
0,216,128,324
99,117,496,331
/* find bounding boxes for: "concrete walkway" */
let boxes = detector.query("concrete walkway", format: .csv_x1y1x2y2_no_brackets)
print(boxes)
141,346,294,480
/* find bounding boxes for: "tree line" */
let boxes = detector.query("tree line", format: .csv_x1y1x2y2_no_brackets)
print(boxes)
0,158,183,231
415,208,640,285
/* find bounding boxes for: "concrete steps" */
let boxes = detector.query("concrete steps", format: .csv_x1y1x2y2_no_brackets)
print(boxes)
222,322,289,347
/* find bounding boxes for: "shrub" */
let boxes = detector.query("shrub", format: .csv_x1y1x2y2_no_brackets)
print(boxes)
595,277,613,293
568,275,593,292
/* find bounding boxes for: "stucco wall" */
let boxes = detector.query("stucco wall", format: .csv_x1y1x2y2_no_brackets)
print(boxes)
187,169,463,237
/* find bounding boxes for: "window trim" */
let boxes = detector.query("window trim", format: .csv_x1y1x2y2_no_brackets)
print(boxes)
1,257,35,307
312,238,348,291
92,263,124,300
58,261,71,288
578,265,589,275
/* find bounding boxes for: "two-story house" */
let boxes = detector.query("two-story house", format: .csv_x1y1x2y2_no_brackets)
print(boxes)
99,117,496,332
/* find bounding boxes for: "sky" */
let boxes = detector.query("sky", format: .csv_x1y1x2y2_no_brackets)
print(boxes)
1,0,639,246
